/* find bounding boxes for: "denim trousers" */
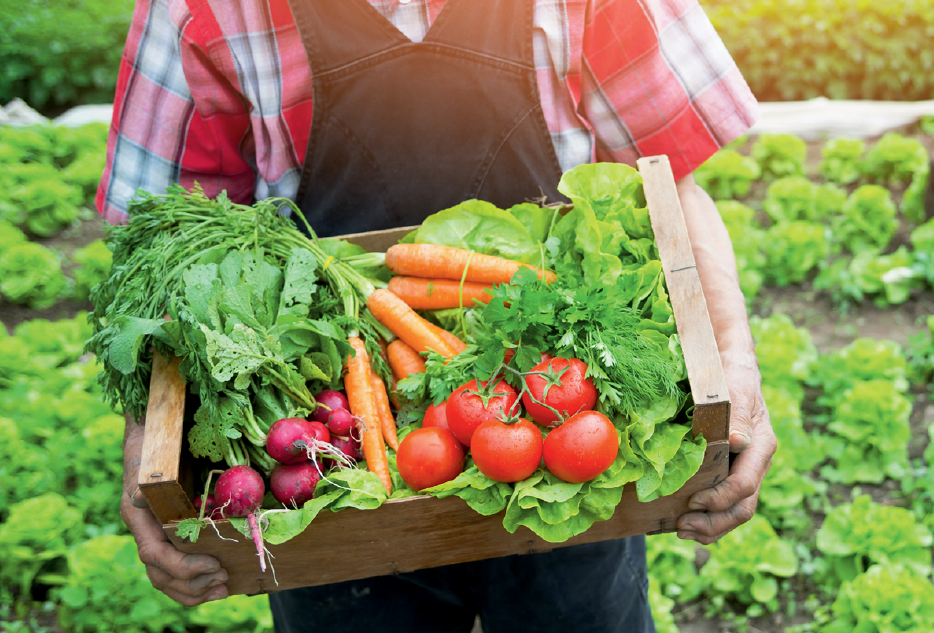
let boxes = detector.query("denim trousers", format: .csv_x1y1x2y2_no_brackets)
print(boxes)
269,535,655,633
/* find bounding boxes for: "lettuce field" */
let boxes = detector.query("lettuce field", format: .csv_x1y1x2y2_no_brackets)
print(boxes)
1,121,933,632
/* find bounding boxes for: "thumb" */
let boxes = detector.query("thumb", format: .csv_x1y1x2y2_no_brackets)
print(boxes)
728,390,754,453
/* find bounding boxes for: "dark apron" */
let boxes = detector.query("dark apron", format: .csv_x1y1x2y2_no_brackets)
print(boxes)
287,0,566,237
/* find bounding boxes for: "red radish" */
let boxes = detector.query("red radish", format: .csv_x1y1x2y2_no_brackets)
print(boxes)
315,390,349,423
193,493,219,519
332,435,363,461
270,462,322,508
266,418,316,464
306,420,331,445
215,465,268,573
327,408,355,436
215,465,265,518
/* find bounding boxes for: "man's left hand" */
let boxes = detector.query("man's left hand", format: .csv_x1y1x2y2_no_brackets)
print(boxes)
676,350,776,544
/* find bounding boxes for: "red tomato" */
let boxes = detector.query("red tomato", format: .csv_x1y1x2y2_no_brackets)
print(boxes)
446,379,519,447
422,401,450,432
522,358,597,427
471,418,543,483
396,427,466,491
543,410,619,483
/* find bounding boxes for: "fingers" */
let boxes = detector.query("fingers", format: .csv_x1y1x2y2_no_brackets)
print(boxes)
688,430,775,513
677,488,761,545
157,581,229,607
146,565,229,604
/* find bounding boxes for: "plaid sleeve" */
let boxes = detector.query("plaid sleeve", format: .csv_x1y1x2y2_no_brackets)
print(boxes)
96,0,254,223
580,0,758,181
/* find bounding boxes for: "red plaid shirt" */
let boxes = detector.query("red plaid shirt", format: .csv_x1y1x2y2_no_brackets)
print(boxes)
97,0,758,223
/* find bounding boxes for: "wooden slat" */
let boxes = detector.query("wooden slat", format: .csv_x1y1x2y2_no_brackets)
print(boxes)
166,440,730,595
139,351,196,524
339,225,420,253
638,156,731,442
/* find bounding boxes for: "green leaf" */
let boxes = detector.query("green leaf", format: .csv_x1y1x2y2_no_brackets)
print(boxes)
107,316,167,375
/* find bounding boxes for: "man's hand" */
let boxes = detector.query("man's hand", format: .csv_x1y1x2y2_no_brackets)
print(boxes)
674,175,777,545
677,351,776,544
122,414,229,605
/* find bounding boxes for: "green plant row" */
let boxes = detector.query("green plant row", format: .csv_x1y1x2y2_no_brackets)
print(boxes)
703,0,934,101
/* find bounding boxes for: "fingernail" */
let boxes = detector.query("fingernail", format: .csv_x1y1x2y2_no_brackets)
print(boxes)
731,432,750,450
209,579,223,588
207,594,223,602
688,500,706,511
677,530,697,540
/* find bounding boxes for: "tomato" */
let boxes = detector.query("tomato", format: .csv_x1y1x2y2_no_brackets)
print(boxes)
422,401,450,432
522,357,597,426
471,417,543,483
543,410,618,483
396,427,466,491
446,379,519,447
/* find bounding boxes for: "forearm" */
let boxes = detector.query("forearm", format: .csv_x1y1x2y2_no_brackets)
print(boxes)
676,175,755,362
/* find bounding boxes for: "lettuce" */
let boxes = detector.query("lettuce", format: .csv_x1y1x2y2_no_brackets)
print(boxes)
815,495,932,587
693,149,761,199
0,241,68,309
821,564,934,633
834,185,899,254
751,133,806,180
762,176,846,223
820,138,865,185
762,220,831,285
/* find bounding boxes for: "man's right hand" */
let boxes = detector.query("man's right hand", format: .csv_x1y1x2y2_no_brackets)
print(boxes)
122,414,229,605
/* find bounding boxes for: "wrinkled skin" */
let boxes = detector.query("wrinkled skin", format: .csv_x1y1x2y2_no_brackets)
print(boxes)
121,414,228,605
674,175,778,545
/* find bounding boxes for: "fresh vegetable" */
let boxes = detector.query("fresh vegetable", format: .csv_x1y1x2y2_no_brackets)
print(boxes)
385,243,557,285
521,357,597,427
386,339,427,382
345,337,392,494
422,317,468,354
326,408,355,437
266,418,319,465
395,427,465,491
0,241,68,309
422,401,452,433
215,465,267,572
387,276,493,310
446,378,519,447
331,435,363,461
542,410,619,483
371,371,399,451
192,493,219,520
366,288,455,357
270,462,322,508
471,418,543,483
313,389,349,425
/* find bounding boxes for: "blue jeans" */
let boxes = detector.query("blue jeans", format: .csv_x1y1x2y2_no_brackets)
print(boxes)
269,536,655,633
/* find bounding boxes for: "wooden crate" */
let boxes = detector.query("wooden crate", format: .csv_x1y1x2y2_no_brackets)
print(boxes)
138,155,731,595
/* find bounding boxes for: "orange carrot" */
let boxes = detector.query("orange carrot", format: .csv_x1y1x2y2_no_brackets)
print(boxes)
345,337,392,494
366,288,455,357
385,244,557,285
421,318,468,355
371,371,399,451
387,276,494,310
387,339,427,382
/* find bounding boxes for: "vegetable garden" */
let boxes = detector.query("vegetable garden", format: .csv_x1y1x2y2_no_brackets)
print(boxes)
1,118,933,632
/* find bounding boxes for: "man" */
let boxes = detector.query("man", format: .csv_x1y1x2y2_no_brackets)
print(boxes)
102,0,775,630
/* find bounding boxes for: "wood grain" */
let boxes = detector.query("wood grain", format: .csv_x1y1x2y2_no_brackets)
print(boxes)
139,351,196,525
165,439,730,595
638,156,731,443
340,225,420,253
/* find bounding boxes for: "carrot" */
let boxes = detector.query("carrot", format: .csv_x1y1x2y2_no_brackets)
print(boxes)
421,318,468,355
387,339,426,382
385,244,557,285
366,288,456,357
344,337,392,494
387,276,494,310
371,371,399,451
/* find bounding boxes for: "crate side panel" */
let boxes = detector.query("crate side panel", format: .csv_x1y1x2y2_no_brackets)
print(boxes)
339,226,419,253
139,352,196,523
638,156,731,442
167,440,729,595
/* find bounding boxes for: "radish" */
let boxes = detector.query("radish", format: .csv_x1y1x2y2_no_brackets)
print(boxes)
193,492,219,519
332,435,363,461
215,465,268,572
270,462,322,508
266,418,316,464
314,389,349,424
306,420,331,445
327,408,355,436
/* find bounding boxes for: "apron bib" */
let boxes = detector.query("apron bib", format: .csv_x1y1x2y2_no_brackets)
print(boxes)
287,0,566,236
